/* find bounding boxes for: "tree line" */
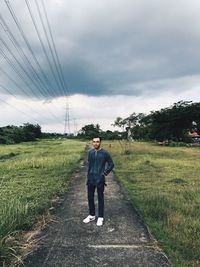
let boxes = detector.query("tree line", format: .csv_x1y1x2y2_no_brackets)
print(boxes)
78,101,200,142
1,101,199,144
0,123,42,144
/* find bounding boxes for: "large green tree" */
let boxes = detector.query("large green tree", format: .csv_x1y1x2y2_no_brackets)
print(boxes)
113,113,147,140
77,124,101,139
145,101,200,141
112,101,200,141
0,123,42,144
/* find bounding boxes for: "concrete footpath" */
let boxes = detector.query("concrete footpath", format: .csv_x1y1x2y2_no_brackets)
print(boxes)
22,160,171,267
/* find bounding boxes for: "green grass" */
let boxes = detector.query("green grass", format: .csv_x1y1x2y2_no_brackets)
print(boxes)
103,140,200,267
0,139,85,266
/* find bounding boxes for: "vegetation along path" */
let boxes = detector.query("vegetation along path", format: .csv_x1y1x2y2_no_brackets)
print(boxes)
23,156,171,267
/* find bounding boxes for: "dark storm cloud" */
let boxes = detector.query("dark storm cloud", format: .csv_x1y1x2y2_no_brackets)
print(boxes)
1,0,200,98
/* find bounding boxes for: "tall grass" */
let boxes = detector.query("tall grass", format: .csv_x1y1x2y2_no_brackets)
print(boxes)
104,141,200,267
0,139,85,266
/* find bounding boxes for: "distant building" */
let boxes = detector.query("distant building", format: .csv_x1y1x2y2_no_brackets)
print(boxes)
187,129,200,144
188,130,200,137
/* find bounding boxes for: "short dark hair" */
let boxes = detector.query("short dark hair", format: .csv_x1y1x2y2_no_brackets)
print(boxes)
92,136,102,142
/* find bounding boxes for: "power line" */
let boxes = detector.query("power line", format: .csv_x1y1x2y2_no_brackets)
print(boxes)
0,83,45,125
38,0,71,134
0,47,37,98
0,14,56,99
0,35,46,98
1,1,65,122
0,50,63,122
25,0,64,97
1,0,69,131
3,0,57,98
0,91,44,124
0,65,35,99
0,83,64,125
35,0,66,96
0,63,66,126
0,64,53,114
41,0,70,96
0,16,65,116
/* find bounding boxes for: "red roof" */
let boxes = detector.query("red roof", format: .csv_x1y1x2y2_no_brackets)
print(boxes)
188,131,200,137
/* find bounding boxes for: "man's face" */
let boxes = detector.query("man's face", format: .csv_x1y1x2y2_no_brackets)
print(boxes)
92,138,101,150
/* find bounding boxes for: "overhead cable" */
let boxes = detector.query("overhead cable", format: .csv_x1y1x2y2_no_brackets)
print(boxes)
41,0,70,96
0,14,56,99
4,0,57,98
25,0,64,97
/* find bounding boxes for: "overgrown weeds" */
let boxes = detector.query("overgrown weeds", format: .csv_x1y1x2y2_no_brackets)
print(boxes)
0,139,85,266
104,141,200,267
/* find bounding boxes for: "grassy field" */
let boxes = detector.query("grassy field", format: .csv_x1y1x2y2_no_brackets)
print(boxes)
103,141,200,267
0,139,85,266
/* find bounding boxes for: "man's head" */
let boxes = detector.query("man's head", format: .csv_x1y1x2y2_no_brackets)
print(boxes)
92,136,102,150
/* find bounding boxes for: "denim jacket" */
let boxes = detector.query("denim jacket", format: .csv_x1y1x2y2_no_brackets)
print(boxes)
87,148,114,187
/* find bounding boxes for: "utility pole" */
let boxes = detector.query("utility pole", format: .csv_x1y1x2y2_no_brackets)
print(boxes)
73,118,78,136
64,96,70,135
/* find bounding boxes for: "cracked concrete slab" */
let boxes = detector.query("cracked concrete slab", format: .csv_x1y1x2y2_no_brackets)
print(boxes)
22,160,171,267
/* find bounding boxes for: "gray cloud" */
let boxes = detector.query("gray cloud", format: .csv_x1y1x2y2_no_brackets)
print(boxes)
1,0,200,99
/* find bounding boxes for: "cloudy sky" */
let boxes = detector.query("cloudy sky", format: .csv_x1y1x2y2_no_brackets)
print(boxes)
0,0,200,133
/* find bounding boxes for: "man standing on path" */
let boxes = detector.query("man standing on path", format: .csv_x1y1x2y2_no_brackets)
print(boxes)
83,136,114,226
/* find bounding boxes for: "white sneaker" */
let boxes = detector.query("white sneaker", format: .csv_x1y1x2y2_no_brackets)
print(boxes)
83,215,96,224
97,217,104,226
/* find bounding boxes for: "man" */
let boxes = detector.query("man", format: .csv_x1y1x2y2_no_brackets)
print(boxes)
83,136,114,226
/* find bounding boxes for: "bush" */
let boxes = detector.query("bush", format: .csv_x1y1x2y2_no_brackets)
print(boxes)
0,123,42,144
169,141,187,147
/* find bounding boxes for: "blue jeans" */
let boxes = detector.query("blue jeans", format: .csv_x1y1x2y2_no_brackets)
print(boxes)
87,183,104,218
